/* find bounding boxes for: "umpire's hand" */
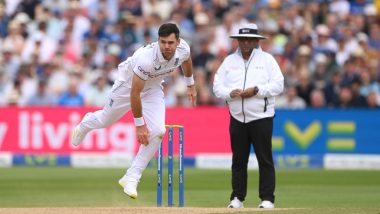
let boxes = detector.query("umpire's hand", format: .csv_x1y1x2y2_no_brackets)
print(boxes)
241,86,259,98
230,89,243,98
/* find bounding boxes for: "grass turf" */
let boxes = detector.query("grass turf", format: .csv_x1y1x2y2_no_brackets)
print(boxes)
0,167,379,213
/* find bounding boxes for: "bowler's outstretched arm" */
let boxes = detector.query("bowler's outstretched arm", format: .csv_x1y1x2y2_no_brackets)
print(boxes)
131,74,149,145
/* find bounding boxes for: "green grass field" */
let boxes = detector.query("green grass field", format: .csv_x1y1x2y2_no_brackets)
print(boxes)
0,167,379,214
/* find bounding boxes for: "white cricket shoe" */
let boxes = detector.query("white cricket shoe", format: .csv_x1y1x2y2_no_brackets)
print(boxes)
71,125,88,146
119,175,138,199
258,200,274,208
227,197,244,208
118,175,128,188
71,114,90,146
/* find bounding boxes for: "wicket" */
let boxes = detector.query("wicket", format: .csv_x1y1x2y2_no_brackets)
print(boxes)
157,125,184,207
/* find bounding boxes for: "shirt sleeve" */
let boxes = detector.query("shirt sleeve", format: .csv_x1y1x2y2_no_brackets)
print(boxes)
213,61,232,101
132,58,150,81
256,54,284,97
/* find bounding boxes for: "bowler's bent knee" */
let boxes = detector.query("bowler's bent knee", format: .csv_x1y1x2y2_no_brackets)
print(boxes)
149,126,166,143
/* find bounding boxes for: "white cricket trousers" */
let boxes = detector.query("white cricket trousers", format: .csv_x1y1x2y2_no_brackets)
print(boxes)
78,80,166,181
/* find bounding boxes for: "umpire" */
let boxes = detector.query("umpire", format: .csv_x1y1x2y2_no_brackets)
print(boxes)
213,23,284,208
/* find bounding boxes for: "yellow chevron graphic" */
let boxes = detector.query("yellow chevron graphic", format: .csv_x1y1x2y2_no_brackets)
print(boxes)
284,121,322,149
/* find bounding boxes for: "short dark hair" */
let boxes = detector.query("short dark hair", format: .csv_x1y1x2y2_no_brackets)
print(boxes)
158,23,180,39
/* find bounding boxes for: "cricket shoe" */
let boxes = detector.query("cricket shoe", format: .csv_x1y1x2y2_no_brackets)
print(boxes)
71,114,90,146
227,197,244,208
119,175,138,199
258,200,274,208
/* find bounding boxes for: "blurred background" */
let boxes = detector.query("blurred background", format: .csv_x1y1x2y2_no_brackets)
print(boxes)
0,0,379,108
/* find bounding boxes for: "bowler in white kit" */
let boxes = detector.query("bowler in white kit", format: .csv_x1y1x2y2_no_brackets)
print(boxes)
71,23,197,199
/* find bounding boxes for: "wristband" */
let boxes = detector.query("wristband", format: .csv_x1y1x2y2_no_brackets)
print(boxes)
134,117,145,126
184,75,195,86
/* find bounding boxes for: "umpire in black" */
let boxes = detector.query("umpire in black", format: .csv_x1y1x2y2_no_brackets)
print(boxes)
213,23,284,208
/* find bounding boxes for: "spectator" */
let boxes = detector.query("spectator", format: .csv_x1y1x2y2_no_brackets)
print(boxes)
283,4,305,33
27,80,57,106
310,89,326,108
5,79,23,106
3,21,25,56
329,0,350,19
81,35,105,69
58,75,84,106
341,58,360,87
359,70,380,97
191,11,211,52
337,86,353,108
311,53,329,89
293,45,313,78
357,32,380,67
62,1,90,43
313,24,338,54
142,0,173,21
368,23,380,50
170,9,194,42
21,30,58,64
340,23,359,55
296,71,315,106
367,91,380,108
193,38,215,69
211,11,235,54
324,50,341,77
349,77,368,107
13,12,30,38
276,86,306,109
197,86,214,106
1,42,21,80
59,24,81,65
335,34,350,66
17,0,41,20
0,68,12,106
0,3,10,38
85,75,111,107
324,71,343,107
42,0,68,16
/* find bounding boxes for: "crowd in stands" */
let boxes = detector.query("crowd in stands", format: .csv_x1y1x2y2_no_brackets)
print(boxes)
0,0,379,109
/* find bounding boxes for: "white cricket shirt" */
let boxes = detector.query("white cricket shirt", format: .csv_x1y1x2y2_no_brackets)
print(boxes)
213,47,284,123
117,39,190,90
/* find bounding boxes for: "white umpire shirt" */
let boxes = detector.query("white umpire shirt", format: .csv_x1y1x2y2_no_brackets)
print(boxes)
117,38,190,91
213,47,284,123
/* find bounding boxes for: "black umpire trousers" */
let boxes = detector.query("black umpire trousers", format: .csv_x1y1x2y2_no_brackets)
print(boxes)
229,115,275,203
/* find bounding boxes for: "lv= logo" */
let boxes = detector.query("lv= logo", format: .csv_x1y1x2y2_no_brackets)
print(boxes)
281,121,356,151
